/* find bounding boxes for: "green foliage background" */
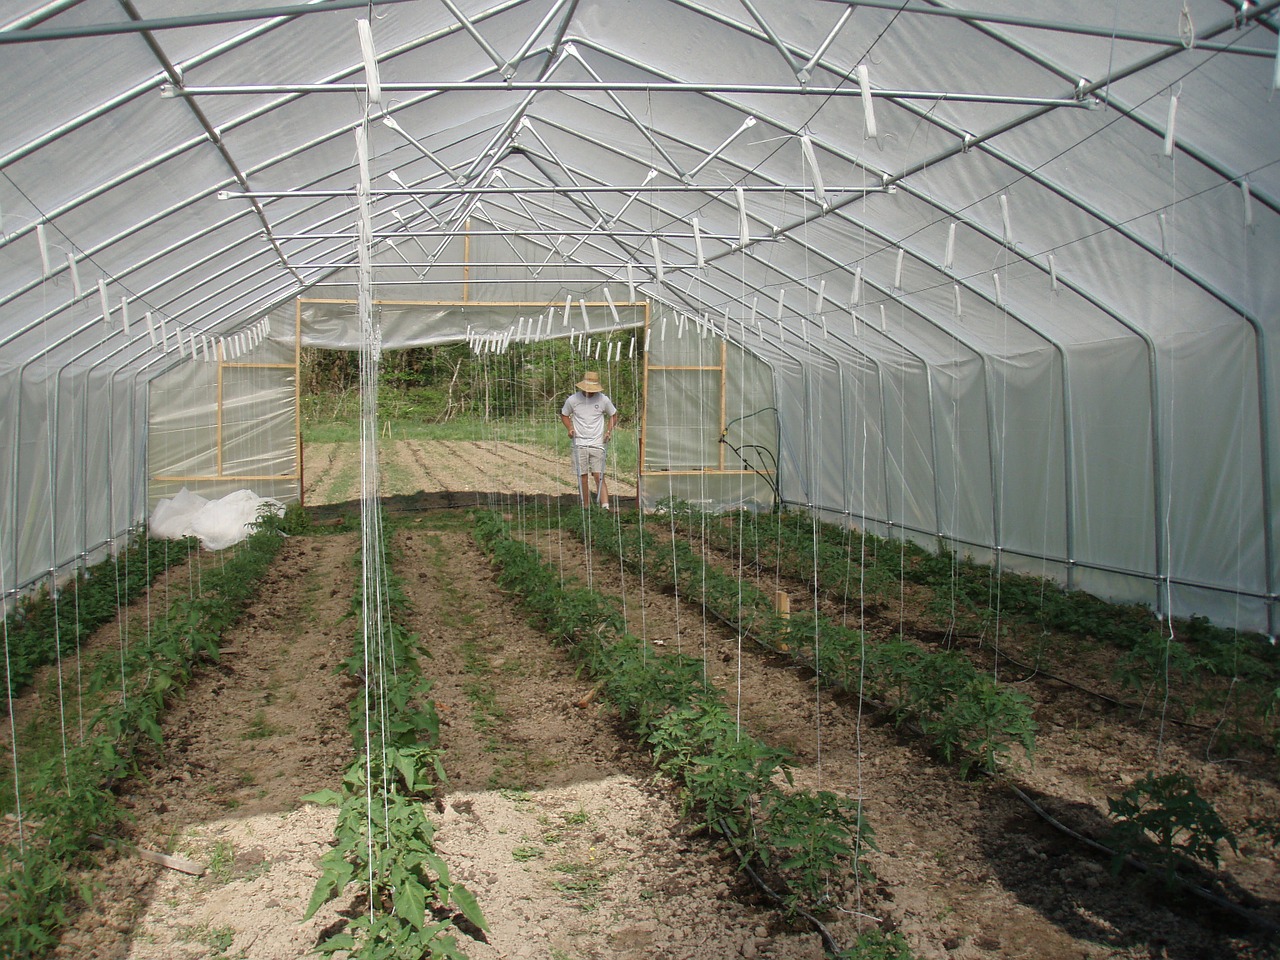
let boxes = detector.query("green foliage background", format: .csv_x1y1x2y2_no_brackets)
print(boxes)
301,336,644,430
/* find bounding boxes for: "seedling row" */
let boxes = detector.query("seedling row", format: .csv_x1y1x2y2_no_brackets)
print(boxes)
473,509,915,959
528,501,1279,942
0,523,281,957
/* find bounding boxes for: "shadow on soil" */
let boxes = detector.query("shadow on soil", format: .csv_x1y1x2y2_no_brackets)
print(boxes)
307,492,636,522
976,784,1279,960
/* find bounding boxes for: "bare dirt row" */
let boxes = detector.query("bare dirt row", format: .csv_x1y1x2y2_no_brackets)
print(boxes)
305,438,636,506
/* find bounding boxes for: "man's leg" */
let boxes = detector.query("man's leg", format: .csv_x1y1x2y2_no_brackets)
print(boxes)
571,445,591,508
595,472,609,509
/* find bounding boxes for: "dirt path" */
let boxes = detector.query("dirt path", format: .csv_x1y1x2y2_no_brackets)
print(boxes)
395,522,828,960
51,532,362,960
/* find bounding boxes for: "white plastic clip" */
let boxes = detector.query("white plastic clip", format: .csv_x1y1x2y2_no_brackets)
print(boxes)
36,223,50,277
800,132,828,208
66,252,81,299
605,287,620,326
856,64,878,140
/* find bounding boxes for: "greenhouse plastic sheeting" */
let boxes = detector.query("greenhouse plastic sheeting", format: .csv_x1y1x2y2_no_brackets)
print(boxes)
640,311,779,512
147,327,298,509
0,0,1275,635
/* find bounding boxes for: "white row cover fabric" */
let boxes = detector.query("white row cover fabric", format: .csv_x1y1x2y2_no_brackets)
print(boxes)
150,487,284,552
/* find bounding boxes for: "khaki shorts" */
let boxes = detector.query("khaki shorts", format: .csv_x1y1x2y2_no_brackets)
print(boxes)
571,444,606,476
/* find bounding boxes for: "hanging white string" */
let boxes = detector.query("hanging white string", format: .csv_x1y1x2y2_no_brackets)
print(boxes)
605,286,621,327
357,19,382,105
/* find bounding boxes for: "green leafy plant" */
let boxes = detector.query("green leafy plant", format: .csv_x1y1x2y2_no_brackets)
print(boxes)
474,508,873,927
0,526,282,957
307,510,486,959
563,503,1036,777
761,789,876,907
1113,631,1205,714
1,529,198,699
304,757,486,959
1107,771,1238,887
836,928,918,959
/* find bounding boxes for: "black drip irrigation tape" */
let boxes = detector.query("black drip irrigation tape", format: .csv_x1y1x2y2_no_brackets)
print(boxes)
996,777,1280,935
714,818,845,956
719,597,1280,935
566,517,1279,942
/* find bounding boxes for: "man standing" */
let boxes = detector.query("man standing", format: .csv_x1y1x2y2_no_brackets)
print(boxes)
560,371,618,509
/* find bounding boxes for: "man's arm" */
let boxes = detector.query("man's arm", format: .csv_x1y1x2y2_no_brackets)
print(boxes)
605,412,618,440
561,413,575,438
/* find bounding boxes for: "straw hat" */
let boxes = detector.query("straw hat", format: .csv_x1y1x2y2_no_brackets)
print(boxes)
576,371,604,393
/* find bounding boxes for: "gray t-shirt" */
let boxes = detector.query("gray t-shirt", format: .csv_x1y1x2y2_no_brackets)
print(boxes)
561,391,617,447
